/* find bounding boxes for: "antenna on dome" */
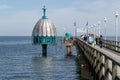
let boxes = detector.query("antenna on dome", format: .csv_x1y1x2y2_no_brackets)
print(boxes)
42,5,47,19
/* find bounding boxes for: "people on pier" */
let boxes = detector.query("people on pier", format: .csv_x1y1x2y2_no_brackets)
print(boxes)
99,35,103,48
94,35,97,45
80,34,87,42
80,35,84,40
96,35,99,44
79,34,103,48
84,35,87,42
80,34,98,47
88,34,94,45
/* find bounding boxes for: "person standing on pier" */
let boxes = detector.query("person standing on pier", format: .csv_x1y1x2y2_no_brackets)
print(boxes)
99,35,103,48
88,34,94,45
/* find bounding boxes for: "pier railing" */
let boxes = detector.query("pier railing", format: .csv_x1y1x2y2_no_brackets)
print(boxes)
96,39,120,53
76,38,120,80
102,39,120,53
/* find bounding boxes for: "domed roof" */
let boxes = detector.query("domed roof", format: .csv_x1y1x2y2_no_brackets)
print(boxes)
32,18,56,36
32,6,56,37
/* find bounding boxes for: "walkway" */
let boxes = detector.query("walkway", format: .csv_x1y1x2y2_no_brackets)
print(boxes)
94,45,120,62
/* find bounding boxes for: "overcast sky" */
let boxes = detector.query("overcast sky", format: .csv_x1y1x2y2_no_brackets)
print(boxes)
0,0,120,36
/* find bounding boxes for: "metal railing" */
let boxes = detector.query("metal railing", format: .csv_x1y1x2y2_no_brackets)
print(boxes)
76,38,120,80
97,39,120,53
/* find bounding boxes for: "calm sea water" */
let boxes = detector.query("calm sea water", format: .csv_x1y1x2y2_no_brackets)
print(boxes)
0,36,80,80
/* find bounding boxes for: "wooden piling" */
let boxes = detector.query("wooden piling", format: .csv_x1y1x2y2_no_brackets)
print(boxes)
64,39,73,56
66,44,72,56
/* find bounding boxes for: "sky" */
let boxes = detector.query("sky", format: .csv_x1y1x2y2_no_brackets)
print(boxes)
0,0,120,36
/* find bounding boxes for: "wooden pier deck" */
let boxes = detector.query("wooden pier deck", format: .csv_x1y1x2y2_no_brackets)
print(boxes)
95,45,120,60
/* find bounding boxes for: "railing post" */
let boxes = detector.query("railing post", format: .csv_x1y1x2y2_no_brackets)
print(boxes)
105,58,112,80
112,63,120,80
95,52,100,74
99,54,105,80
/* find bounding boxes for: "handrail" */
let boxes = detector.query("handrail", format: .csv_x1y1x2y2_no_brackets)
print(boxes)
97,39,120,53
75,38,120,80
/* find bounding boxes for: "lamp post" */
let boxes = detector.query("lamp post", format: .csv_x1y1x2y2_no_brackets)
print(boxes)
63,27,66,37
88,25,93,34
98,21,101,36
74,22,77,37
104,17,107,40
115,11,119,48
88,25,95,35
93,24,97,36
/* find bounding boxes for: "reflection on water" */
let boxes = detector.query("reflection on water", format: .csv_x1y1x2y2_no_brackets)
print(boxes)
31,56,78,80
0,36,81,80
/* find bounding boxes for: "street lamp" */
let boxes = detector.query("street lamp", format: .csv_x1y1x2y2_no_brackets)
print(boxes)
93,24,97,35
63,27,66,37
74,22,77,37
104,17,107,40
88,25,93,34
115,11,119,48
88,25,97,35
98,21,101,36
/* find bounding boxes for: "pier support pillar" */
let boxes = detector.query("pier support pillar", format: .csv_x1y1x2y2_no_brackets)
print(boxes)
42,44,47,56
66,45,72,56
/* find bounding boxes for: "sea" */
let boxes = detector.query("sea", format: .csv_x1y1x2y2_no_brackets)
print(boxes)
0,36,81,80
0,36,119,80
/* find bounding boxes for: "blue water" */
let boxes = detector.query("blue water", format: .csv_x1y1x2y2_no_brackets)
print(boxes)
0,36,80,80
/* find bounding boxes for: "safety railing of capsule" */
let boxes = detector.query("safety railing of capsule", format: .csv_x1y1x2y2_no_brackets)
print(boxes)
75,38,120,80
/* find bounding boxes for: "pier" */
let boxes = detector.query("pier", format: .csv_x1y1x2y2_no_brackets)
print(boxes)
74,38,120,80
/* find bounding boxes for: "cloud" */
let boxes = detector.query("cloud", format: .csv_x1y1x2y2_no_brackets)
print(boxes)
0,11,40,36
0,4,12,10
